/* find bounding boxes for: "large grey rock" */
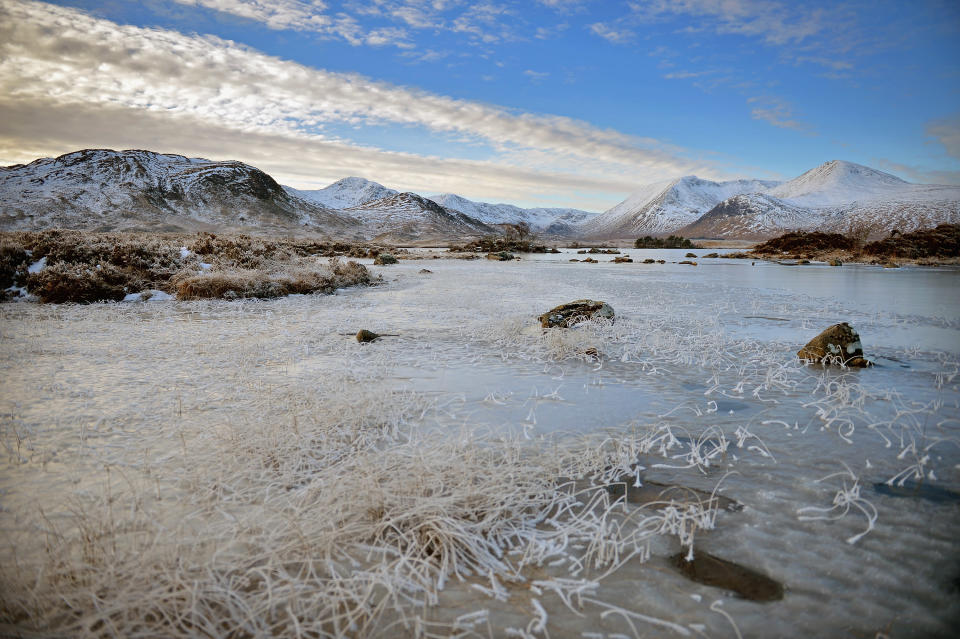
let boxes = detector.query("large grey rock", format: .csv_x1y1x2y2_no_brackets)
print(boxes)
797,322,871,367
539,299,614,329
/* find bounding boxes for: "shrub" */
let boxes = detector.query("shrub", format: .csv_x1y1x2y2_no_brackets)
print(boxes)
173,258,370,300
25,261,133,303
633,235,698,249
863,224,960,259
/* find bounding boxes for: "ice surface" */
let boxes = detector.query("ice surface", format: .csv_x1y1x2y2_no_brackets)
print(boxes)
1,253,958,637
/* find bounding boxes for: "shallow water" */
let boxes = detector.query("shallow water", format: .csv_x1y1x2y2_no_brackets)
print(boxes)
1,251,958,637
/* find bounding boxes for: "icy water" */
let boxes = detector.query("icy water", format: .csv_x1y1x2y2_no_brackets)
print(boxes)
1,250,959,638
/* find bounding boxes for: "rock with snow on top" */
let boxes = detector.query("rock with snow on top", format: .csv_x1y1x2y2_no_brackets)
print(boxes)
797,322,871,367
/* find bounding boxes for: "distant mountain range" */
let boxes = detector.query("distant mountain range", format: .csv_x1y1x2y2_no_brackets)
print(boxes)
2,150,958,240
584,161,960,240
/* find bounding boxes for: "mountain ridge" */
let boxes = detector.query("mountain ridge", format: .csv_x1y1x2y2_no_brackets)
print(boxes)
3,150,958,240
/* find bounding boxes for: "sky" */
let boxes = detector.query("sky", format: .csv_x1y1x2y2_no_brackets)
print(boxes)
0,0,958,212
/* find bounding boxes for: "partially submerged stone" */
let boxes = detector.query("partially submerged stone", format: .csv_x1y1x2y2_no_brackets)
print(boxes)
418,268,433,274
486,251,514,261
643,258,656,264
678,260,697,266
797,322,872,367
883,261,900,268
356,329,381,343
581,257,598,263
703,253,719,258
613,256,633,263
829,259,842,266
539,299,614,329
670,551,784,602
685,252,697,258
374,254,398,265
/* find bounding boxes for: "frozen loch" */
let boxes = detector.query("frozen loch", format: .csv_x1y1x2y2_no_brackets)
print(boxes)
1,251,958,638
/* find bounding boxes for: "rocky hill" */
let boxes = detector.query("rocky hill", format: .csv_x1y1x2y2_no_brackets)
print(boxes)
0,149,360,235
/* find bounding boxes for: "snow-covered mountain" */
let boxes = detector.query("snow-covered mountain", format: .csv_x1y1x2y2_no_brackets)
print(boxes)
581,161,960,239
581,175,780,237
290,176,398,210
343,192,497,241
428,193,597,235
679,161,960,239
0,149,359,234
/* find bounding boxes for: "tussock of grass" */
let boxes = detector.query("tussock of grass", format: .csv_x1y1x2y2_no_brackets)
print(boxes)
0,230,372,302
173,257,370,300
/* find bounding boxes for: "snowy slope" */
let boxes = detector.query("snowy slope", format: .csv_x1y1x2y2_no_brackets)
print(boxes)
428,193,597,233
680,161,960,239
343,192,497,241
290,176,398,210
581,176,781,237
0,149,358,233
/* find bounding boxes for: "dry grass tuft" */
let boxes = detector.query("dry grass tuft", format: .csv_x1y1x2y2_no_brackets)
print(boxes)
0,231,373,302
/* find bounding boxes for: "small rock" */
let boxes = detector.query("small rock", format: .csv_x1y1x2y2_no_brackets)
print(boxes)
613,256,633,263
356,329,380,343
569,258,580,262
703,252,719,258
678,260,697,265
581,257,598,263
669,551,784,602
419,269,433,274
829,259,842,266
539,300,614,329
883,261,900,268
486,251,514,261
577,249,587,254
642,258,656,264
657,259,666,264
374,254,398,265
685,252,697,258
797,322,871,367
798,259,811,264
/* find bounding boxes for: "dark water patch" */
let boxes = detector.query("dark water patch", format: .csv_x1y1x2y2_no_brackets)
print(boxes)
873,480,960,504
669,551,784,602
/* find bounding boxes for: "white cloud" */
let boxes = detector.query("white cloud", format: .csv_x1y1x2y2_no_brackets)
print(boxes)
927,114,960,160
747,96,808,131
523,69,550,81
0,0,726,209
588,22,634,43
633,0,830,46
171,0,333,32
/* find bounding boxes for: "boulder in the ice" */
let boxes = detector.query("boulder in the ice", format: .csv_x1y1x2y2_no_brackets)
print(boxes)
797,322,871,367
539,300,614,329
356,329,381,343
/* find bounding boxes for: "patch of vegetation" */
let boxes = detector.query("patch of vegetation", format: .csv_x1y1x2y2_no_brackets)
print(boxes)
750,231,856,255
863,224,960,259
633,235,699,249
449,236,549,253
1,230,372,303
173,257,369,300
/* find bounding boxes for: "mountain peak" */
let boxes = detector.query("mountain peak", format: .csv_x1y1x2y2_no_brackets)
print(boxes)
768,160,908,206
294,176,398,210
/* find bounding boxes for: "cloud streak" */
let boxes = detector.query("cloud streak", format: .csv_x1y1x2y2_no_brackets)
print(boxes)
0,0,724,210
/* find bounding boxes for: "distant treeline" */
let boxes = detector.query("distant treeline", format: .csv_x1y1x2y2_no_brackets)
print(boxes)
634,235,699,249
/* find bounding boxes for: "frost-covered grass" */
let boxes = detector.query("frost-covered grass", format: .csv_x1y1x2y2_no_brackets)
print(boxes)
0,230,376,302
1,261,958,637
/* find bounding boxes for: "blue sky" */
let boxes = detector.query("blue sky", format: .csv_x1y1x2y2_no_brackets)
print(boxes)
0,0,958,211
